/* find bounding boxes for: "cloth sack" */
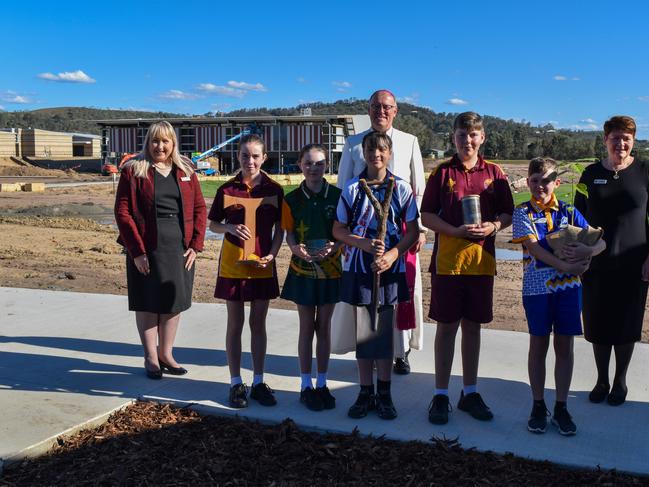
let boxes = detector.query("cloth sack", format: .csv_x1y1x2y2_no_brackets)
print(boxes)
546,225,603,259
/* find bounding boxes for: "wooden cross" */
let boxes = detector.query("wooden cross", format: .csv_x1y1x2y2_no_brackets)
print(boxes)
222,194,278,261
359,176,395,331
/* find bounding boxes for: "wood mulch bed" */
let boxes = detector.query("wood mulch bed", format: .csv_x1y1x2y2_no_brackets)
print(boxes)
1,401,647,486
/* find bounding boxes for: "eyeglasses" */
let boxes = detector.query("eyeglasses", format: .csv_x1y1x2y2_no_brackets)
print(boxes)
370,103,396,113
303,160,326,168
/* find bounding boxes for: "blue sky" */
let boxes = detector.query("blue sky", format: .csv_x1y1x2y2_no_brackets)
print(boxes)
3,0,649,137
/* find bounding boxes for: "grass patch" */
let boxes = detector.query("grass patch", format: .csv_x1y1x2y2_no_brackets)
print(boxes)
200,181,299,197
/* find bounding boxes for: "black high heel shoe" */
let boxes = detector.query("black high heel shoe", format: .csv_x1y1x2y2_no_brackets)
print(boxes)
158,359,188,375
145,366,163,380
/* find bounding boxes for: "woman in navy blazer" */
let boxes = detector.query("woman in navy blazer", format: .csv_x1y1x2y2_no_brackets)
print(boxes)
115,121,206,379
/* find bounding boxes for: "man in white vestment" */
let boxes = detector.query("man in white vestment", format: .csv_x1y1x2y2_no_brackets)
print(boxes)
333,89,427,374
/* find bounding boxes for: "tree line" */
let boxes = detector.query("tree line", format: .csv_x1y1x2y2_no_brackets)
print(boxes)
1,102,646,161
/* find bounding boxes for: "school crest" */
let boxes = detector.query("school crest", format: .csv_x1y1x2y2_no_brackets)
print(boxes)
447,177,456,193
484,178,493,189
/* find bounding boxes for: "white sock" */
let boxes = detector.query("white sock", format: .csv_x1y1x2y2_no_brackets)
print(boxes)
253,374,263,386
230,376,243,386
316,372,327,388
463,384,477,395
435,388,449,397
301,373,313,391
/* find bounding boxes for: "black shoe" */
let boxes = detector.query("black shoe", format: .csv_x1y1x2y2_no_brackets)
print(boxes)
552,405,577,436
300,387,324,411
589,383,610,403
347,392,375,419
250,383,277,406
527,402,549,434
316,386,336,410
607,384,628,406
393,350,411,375
376,393,397,420
145,367,162,380
158,359,188,376
457,391,493,421
229,383,248,408
428,394,450,425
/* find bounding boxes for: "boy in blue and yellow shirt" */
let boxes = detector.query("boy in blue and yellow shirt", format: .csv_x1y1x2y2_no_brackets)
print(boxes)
512,157,605,436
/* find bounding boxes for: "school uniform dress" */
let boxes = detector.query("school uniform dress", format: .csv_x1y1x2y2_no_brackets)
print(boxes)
575,160,649,345
336,169,419,358
334,127,426,355
280,180,342,305
512,195,588,335
421,154,514,323
208,171,284,301
115,163,207,314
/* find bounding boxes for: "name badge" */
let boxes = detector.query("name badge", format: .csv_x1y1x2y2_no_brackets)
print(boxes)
594,179,607,185
181,176,191,182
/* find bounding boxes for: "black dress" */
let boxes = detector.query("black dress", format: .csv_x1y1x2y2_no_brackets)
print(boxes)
126,169,195,313
574,159,649,345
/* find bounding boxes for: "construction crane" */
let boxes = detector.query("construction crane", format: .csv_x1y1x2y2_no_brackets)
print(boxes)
191,124,259,175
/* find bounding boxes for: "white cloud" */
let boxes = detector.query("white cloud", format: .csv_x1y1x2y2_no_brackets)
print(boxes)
0,105,4,110
399,92,420,105
296,77,306,83
159,89,200,100
580,118,596,124
332,81,352,88
553,75,567,81
446,98,468,106
571,77,580,81
197,83,246,98
1,93,31,104
638,96,649,102
211,103,233,111
227,80,267,92
571,123,598,131
38,69,96,83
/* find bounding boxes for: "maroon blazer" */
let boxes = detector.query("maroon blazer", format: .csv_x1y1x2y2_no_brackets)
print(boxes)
115,163,207,259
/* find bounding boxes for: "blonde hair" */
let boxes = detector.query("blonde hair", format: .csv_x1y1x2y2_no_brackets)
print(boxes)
127,121,195,178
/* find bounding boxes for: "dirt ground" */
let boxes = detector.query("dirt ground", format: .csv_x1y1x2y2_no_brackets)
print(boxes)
0,176,647,343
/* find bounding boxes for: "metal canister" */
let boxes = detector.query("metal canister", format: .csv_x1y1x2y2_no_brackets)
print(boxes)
461,195,482,225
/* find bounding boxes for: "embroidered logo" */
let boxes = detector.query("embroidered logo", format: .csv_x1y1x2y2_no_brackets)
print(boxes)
447,177,456,193
484,178,493,189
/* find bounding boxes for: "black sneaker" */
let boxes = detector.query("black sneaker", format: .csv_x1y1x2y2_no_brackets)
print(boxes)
250,383,277,407
316,386,336,410
300,387,324,411
376,393,398,420
527,402,549,434
229,383,248,408
428,394,451,425
347,392,375,419
457,391,493,421
552,406,577,436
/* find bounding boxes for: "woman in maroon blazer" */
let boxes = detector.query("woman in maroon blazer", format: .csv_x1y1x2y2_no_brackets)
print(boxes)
115,121,206,379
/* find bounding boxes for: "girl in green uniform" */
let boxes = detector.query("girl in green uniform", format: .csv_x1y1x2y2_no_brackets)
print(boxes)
281,144,342,411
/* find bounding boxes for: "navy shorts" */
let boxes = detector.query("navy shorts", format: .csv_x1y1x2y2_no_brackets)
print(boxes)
522,287,582,336
429,274,494,324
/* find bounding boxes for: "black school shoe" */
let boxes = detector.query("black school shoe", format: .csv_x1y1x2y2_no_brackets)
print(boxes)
393,350,411,375
229,383,248,408
376,393,398,420
428,394,451,425
158,359,188,375
316,386,336,410
348,392,375,419
457,391,494,421
607,384,628,406
250,383,277,406
300,387,324,411
527,401,550,434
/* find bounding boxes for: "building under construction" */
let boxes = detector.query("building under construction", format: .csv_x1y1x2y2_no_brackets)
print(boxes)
96,114,370,174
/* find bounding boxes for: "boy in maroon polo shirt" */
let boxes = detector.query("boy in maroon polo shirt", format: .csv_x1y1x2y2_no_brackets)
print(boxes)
421,112,514,424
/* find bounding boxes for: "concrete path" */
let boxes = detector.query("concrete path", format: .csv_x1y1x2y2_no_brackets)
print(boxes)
1,287,648,474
